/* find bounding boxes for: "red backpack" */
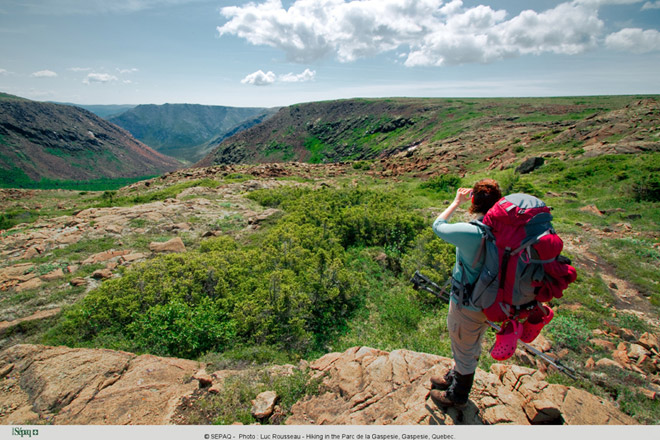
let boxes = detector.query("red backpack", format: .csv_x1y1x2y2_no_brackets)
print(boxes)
457,193,577,323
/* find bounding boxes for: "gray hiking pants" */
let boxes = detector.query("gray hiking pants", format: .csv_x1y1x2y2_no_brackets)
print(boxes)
447,300,490,375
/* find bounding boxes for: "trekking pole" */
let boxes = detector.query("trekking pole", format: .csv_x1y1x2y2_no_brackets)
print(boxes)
410,270,580,380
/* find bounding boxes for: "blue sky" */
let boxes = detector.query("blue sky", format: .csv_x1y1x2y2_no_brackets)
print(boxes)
1,0,659,107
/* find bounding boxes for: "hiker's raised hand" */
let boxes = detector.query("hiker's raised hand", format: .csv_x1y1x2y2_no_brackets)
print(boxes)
454,187,472,205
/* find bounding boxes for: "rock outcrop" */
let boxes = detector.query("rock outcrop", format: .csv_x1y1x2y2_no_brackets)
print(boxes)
0,344,201,424
286,346,637,425
0,344,638,425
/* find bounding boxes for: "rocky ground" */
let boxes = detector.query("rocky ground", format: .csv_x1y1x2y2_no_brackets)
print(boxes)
0,344,638,425
0,172,292,329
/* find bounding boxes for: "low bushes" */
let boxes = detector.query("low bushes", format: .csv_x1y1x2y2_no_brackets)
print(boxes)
45,186,435,359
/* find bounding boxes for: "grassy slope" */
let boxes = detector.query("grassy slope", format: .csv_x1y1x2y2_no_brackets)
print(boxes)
200,95,658,167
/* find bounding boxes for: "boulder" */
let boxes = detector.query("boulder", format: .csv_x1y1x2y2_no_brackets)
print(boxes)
82,250,132,265
523,398,562,424
579,205,604,217
515,157,545,174
251,391,278,419
0,309,60,336
596,358,625,370
55,231,83,245
120,253,147,263
91,269,113,280
70,277,87,286
192,369,213,388
590,338,617,351
149,237,186,253
41,268,64,281
14,277,43,292
22,246,42,260
104,224,123,234
612,349,631,366
248,209,281,225
639,333,660,353
628,344,651,359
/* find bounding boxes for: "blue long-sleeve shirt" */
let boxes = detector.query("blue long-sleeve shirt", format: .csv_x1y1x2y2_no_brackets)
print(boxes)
432,216,485,299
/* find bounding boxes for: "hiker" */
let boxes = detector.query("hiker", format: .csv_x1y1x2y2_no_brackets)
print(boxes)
429,179,502,408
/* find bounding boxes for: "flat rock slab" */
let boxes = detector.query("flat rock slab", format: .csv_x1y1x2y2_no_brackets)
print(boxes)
286,346,638,425
0,344,202,425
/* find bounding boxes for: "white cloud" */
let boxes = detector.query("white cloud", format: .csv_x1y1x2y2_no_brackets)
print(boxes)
241,68,316,86
0,68,7,75
218,0,655,67
219,0,445,63
642,1,660,9
279,68,316,82
606,28,660,53
83,72,119,84
241,70,276,86
117,68,139,74
30,70,58,78
69,67,92,72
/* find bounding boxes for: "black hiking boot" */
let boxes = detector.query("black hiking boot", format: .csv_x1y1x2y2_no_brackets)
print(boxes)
430,369,455,391
430,371,475,409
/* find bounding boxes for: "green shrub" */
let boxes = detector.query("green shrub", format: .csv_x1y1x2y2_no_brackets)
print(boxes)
352,161,371,170
44,186,431,360
249,186,426,252
0,209,39,230
632,174,660,202
49,187,438,358
184,367,323,425
546,314,591,351
401,229,455,304
127,298,235,358
419,174,462,192
380,293,423,333
616,312,651,334
201,345,294,371
498,170,543,197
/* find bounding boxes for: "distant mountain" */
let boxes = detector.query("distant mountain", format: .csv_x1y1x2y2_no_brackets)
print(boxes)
0,93,181,186
60,103,137,119
196,96,660,168
108,103,277,163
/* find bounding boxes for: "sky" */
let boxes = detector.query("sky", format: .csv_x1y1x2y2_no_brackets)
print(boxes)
1,0,659,108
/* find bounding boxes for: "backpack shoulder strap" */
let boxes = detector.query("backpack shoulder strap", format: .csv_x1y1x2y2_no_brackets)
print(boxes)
468,219,492,268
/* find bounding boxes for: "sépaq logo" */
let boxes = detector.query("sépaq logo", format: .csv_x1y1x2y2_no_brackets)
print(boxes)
12,427,39,438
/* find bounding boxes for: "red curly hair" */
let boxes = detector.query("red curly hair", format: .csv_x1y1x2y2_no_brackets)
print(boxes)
469,179,502,215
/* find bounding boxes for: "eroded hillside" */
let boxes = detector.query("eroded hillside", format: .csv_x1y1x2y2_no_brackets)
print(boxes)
198,96,660,171
0,94,181,186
